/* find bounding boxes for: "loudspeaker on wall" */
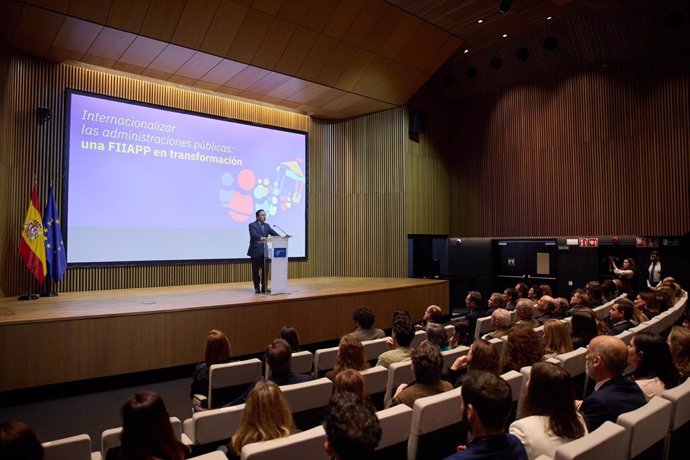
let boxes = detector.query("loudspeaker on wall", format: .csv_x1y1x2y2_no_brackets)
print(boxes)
409,110,427,134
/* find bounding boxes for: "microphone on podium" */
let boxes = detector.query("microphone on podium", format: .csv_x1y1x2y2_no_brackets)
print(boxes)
272,224,291,237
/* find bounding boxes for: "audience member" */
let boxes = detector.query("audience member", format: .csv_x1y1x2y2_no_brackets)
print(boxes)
601,279,619,302
417,304,444,330
510,362,587,460
332,369,368,399
445,371,527,460
646,251,662,288
279,326,301,352
323,393,381,460
627,332,679,400
579,336,646,431
449,322,474,348
326,335,369,381
515,283,529,299
501,326,544,373
503,288,518,311
376,318,415,369
388,342,452,408
425,322,450,350
609,257,636,296
488,293,507,311
446,339,500,387
514,299,539,329
107,391,189,460
584,281,604,307
539,284,553,297
462,291,489,333
634,291,662,319
527,285,543,304
608,298,635,335
350,307,385,341
391,309,411,324
552,297,569,318
570,309,600,349
566,289,590,316
0,421,43,460
227,380,295,460
668,326,690,381
483,308,511,339
536,296,558,324
191,329,233,403
542,319,573,359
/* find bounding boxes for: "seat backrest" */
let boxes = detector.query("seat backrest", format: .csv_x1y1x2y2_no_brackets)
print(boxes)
516,366,532,420
555,347,587,377
209,359,263,407
554,421,629,460
474,316,493,339
641,317,663,335
501,370,523,402
42,434,92,460
363,337,390,361
192,451,231,459
661,378,690,430
411,330,426,348
183,403,245,445
314,346,339,376
267,351,314,377
441,346,469,373
407,387,465,460
617,396,673,458
376,404,413,455
102,417,182,459
383,360,414,406
488,337,505,359
444,324,455,338
360,366,388,410
281,378,333,430
241,425,328,460
616,329,634,346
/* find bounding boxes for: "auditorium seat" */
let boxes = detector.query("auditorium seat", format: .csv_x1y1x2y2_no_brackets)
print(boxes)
407,387,466,460
183,404,245,452
280,377,332,431
640,317,663,335
533,325,545,338
616,329,634,346
488,337,505,358
501,369,523,425
190,451,228,459
314,346,339,377
240,425,327,460
362,337,390,366
617,396,672,460
661,378,690,460
474,316,494,339
516,366,532,420
411,330,427,348
552,421,628,460
383,360,414,406
196,358,262,409
42,433,98,460
101,417,186,459
266,350,313,377
360,365,388,410
554,347,588,398
374,404,413,460
441,345,470,375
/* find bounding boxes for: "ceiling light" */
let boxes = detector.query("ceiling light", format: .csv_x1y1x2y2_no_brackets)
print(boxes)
547,16,553,21
502,33,508,38
478,19,484,24
464,49,469,54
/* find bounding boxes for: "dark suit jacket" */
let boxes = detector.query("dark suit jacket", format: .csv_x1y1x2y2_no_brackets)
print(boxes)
580,375,646,431
610,320,634,335
246,220,279,257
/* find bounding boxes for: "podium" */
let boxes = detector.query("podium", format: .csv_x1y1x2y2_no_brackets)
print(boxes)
264,236,290,295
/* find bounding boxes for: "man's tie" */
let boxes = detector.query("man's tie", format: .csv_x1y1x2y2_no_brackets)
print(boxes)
649,262,656,283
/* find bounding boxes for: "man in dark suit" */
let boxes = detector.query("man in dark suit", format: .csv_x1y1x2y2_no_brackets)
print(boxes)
608,298,635,335
579,335,646,431
247,209,279,293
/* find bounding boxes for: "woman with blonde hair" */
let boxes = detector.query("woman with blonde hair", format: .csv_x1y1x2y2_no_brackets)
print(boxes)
229,380,295,459
543,319,573,359
668,326,690,382
326,335,369,380
191,329,232,402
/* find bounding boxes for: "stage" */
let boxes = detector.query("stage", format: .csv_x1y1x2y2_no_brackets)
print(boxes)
0,277,448,391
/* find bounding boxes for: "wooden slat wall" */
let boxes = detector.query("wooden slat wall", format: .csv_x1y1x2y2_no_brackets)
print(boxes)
447,58,690,237
0,49,420,297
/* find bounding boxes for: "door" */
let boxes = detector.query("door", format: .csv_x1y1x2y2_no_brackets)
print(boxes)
495,240,558,294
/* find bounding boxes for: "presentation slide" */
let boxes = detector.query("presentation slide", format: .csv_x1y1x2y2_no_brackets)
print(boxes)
65,90,307,265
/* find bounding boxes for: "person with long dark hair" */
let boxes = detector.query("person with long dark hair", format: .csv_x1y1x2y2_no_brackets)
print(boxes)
609,257,636,296
627,332,680,400
191,329,232,402
0,421,43,460
108,391,189,460
510,362,587,459
501,326,544,373
279,326,301,352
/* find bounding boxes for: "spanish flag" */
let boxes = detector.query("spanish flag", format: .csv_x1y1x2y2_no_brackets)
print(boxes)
19,182,47,283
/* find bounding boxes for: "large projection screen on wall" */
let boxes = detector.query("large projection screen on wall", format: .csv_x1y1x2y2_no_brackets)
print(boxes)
64,90,307,265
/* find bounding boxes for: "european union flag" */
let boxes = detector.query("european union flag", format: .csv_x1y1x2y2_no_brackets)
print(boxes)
43,185,67,282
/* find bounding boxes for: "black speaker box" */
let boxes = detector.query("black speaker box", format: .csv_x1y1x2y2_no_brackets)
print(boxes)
409,110,427,134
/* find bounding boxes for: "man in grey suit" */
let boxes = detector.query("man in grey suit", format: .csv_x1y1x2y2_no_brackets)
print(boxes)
247,209,279,293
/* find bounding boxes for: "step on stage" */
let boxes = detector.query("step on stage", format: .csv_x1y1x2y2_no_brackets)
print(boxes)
0,277,448,392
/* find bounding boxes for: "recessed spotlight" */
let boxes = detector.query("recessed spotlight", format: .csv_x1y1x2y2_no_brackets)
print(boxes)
502,33,508,38
464,49,469,54
547,16,553,21
478,18,484,24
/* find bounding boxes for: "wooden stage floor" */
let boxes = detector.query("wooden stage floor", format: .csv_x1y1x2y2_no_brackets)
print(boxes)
0,277,448,391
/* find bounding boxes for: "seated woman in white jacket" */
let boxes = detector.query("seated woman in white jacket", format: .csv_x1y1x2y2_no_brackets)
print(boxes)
509,361,588,460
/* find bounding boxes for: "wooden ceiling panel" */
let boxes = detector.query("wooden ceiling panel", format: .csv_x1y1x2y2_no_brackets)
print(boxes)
68,0,111,24
359,5,400,56
224,66,271,91
343,0,386,47
87,27,137,61
176,52,223,80
316,41,357,88
336,48,376,92
111,61,147,75
226,8,274,63
24,0,68,11
140,0,187,42
200,1,249,57
300,0,337,33
140,67,172,81
284,81,330,104
379,10,418,61
266,77,312,99
0,1,23,40
395,21,444,72
192,80,222,92
147,44,195,74
172,0,222,50
216,85,243,96
45,46,85,62
245,72,292,95
276,0,310,24
294,33,338,81
351,55,391,99
12,4,64,55
428,35,464,71
52,17,102,55
250,17,297,70
322,0,366,40
117,36,166,67
200,59,248,85
106,0,149,34
273,26,319,76
167,74,198,86
81,54,116,68
251,0,284,16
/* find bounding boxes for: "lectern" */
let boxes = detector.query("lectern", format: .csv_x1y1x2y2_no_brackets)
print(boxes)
264,236,290,295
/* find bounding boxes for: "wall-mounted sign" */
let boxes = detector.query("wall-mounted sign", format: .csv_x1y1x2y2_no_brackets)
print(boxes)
636,237,659,248
579,238,599,248
507,258,516,267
